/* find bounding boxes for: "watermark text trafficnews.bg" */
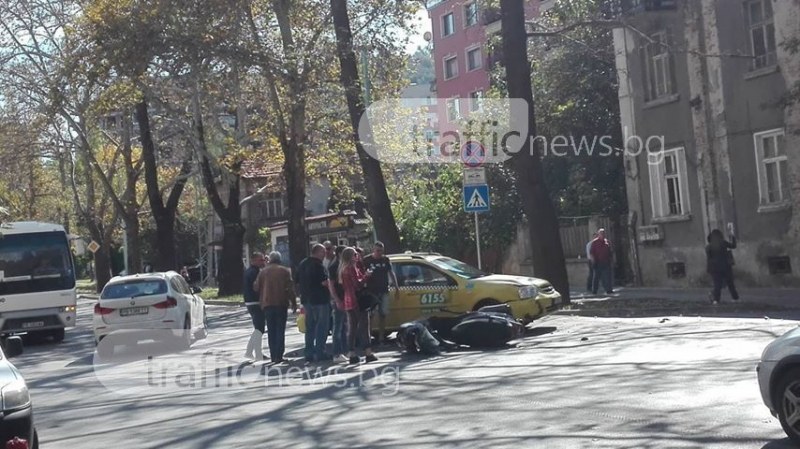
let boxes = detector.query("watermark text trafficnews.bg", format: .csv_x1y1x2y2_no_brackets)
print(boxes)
362,98,665,165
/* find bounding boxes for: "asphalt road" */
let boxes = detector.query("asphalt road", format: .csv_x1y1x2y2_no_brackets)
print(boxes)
10,299,800,449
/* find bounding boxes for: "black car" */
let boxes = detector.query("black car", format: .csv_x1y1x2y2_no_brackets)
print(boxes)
0,337,38,449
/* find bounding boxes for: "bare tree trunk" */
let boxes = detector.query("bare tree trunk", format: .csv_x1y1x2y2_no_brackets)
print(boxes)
135,99,190,272
194,82,245,296
272,0,309,269
284,134,308,270
121,110,142,273
500,0,570,302
329,0,402,252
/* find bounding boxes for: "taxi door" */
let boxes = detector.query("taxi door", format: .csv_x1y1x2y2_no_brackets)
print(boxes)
388,262,457,329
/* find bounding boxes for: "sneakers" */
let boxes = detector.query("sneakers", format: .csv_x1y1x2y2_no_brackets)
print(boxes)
365,354,378,363
333,354,348,364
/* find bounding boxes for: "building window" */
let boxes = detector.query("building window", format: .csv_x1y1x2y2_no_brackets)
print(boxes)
648,147,690,218
745,0,776,70
767,256,792,275
260,192,284,220
464,2,479,27
443,56,458,80
466,47,482,71
442,13,455,37
643,31,674,101
446,98,460,122
469,90,483,112
754,128,788,205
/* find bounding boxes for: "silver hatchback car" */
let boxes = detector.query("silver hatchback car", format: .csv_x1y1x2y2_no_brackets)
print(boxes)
758,326,800,445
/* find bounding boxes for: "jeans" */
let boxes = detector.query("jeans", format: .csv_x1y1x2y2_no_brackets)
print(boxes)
711,270,739,302
585,261,594,292
592,262,613,294
246,304,265,333
332,307,348,355
304,303,331,361
264,306,288,362
347,309,371,353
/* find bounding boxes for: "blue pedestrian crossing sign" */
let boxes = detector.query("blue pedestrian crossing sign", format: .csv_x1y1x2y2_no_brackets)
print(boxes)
463,184,490,213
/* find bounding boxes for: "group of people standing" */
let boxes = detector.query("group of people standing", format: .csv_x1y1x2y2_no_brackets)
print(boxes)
583,225,740,303
243,251,297,363
242,240,397,366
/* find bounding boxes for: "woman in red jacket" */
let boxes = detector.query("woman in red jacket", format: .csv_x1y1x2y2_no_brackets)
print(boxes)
338,247,378,364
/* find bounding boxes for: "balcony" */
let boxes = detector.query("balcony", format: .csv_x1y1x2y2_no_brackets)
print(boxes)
483,6,502,26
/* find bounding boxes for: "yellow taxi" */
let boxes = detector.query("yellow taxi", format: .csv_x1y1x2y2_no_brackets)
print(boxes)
297,252,562,332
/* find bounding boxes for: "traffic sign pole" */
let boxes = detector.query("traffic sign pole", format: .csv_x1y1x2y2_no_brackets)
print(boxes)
474,212,482,270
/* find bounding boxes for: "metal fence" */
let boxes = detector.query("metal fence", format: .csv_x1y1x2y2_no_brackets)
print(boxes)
558,216,614,260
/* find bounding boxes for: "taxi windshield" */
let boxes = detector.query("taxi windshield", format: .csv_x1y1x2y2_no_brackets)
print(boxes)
429,257,487,279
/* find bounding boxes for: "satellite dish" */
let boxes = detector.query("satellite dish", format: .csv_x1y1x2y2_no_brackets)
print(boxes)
423,31,432,42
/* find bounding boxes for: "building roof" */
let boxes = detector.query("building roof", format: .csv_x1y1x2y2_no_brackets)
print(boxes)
268,210,361,230
240,157,282,179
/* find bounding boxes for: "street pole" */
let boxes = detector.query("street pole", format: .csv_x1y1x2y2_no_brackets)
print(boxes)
474,212,482,270
122,222,129,275
360,48,371,106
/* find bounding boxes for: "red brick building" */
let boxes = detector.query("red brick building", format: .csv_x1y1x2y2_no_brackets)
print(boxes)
427,0,539,130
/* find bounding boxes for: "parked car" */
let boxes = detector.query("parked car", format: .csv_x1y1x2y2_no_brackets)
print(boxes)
298,252,562,333
0,337,38,449
757,326,800,445
93,272,208,357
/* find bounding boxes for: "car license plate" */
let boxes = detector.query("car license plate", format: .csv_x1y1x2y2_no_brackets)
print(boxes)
22,321,44,329
120,307,149,317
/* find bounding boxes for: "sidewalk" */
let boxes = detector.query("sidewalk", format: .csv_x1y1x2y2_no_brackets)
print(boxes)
560,286,800,320
569,286,800,308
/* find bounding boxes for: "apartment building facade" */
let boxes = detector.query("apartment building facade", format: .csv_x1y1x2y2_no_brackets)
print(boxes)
426,0,538,128
613,0,800,286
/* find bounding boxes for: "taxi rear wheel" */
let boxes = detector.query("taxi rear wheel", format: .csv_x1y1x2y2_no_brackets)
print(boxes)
473,298,500,311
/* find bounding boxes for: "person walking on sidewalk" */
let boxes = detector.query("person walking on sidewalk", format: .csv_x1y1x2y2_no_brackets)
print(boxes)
296,244,332,363
362,241,398,346
243,252,266,360
254,251,297,363
339,247,377,365
327,245,349,363
706,229,739,304
585,232,597,294
590,229,614,295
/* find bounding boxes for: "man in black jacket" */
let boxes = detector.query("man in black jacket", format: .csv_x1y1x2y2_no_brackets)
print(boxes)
296,244,331,363
243,252,266,360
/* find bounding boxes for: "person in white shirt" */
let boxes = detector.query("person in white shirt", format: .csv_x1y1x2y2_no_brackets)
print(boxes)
585,233,597,293
322,240,335,275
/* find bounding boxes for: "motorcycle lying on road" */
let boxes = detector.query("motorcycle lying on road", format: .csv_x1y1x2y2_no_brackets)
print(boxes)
396,304,526,355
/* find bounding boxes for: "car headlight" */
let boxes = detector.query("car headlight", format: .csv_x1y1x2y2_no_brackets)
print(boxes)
1,380,31,411
518,286,538,299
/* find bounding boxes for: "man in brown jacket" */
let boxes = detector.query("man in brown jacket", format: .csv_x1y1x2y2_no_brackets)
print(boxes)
253,251,297,363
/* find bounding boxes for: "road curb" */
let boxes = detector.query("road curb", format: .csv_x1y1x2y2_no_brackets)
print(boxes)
553,306,799,319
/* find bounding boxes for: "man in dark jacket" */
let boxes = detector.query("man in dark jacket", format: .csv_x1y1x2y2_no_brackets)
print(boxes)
296,244,331,363
589,229,613,295
243,252,266,360
706,229,739,304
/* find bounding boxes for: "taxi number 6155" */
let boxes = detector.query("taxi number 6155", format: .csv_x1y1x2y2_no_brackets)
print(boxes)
420,293,446,305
